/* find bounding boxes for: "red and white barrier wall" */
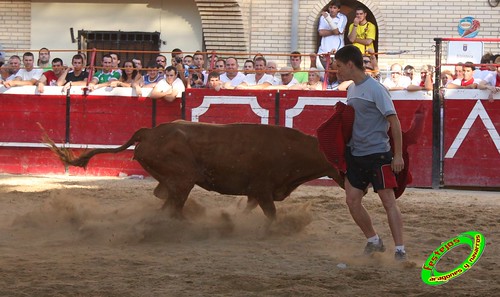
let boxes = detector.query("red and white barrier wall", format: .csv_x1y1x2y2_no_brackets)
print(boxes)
0,86,498,188
443,89,500,187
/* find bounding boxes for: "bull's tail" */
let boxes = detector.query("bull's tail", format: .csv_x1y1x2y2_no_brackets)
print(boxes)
39,123,147,169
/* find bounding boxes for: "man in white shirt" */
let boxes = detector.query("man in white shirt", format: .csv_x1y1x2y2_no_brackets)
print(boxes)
3,52,43,87
3,55,21,82
382,63,412,90
150,66,186,102
267,67,299,89
236,56,274,89
317,0,347,69
220,57,246,87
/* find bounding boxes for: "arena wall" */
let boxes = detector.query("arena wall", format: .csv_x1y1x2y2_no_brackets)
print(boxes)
0,87,498,188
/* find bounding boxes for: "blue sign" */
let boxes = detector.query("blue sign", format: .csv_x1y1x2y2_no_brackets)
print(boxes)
458,16,480,38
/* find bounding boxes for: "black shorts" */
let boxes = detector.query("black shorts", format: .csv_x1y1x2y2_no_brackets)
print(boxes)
345,148,398,192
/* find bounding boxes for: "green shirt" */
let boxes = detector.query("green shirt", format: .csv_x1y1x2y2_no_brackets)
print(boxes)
93,70,121,84
294,71,308,83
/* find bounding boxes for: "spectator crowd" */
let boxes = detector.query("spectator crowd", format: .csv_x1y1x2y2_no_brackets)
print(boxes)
0,2,498,101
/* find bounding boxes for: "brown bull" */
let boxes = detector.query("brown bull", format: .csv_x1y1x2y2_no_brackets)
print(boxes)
44,120,342,220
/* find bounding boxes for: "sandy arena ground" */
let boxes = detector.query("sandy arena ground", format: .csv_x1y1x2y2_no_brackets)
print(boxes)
0,174,498,296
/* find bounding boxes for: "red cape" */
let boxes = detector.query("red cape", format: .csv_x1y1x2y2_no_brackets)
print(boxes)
316,102,426,198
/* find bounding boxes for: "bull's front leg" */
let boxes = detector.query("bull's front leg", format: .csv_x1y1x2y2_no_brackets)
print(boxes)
251,195,277,220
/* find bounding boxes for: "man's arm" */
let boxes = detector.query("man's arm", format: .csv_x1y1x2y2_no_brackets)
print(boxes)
318,13,340,37
353,23,375,46
149,81,177,102
447,82,477,89
353,38,374,46
348,24,357,43
387,114,404,174
236,82,272,89
3,78,38,87
57,67,71,86
36,74,48,93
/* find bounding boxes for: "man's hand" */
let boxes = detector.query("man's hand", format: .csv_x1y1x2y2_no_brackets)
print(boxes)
391,155,405,174
3,80,14,88
37,82,45,94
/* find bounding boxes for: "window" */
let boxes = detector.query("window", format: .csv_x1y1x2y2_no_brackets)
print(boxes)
78,30,162,67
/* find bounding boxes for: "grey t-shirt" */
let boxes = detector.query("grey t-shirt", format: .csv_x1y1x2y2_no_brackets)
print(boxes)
346,75,396,156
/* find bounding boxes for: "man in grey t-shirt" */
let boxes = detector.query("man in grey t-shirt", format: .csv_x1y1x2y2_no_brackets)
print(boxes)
334,45,407,261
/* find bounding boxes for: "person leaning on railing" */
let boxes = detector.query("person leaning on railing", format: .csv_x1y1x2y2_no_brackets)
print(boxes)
447,62,481,89
109,60,142,97
265,67,299,90
406,65,433,92
37,58,65,93
87,54,121,92
58,54,89,93
478,55,500,102
289,67,323,91
149,65,185,102
3,52,43,88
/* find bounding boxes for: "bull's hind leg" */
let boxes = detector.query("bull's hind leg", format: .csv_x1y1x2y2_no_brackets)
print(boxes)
153,183,169,200
155,182,194,219
243,197,259,214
